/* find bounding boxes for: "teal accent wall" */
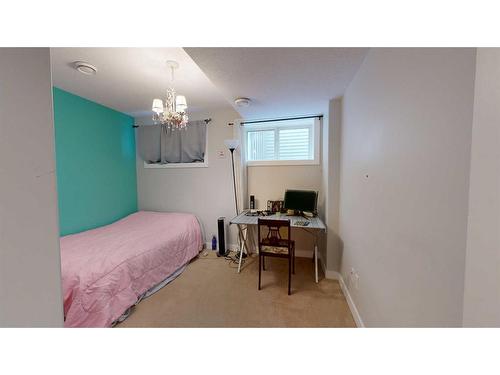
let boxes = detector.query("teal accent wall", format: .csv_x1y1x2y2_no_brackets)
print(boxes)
53,87,138,236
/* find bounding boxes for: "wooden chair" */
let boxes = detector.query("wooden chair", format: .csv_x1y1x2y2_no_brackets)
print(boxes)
257,218,295,295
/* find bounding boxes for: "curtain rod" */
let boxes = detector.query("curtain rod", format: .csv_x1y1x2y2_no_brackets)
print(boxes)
132,118,212,128
239,114,323,126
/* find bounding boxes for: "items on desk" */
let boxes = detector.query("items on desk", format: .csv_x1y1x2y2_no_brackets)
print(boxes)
267,200,284,213
303,211,315,219
245,210,271,217
284,189,318,217
250,195,255,209
294,220,310,226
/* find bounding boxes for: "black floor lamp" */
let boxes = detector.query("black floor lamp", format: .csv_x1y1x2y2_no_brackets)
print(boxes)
224,139,240,215
224,139,247,260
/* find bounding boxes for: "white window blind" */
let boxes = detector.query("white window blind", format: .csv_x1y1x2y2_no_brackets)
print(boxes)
247,129,275,160
278,127,311,160
245,118,317,163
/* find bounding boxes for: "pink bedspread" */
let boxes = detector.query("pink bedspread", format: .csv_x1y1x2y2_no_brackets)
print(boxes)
60,211,202,327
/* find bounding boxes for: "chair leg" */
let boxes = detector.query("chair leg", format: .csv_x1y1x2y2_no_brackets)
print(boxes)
288,255,292,295
263,255,266,271
293,247,295,274
258,254,262,291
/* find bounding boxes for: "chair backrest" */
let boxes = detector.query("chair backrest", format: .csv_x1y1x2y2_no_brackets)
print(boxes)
257,218,291,251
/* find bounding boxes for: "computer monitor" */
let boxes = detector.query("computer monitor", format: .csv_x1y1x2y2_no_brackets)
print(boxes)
283,189,318,214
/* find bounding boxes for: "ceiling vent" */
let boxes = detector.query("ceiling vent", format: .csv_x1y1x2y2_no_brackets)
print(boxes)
73,61,97,75
234,97,251,108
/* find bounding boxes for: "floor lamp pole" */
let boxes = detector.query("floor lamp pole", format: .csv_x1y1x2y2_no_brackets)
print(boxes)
225,140,246,269
229,147,246,268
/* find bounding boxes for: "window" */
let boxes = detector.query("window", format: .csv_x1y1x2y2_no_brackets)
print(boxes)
244,117,320,166
247,130,275,160
137,120,208,168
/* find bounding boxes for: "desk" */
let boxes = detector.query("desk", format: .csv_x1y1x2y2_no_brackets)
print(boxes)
230,211,326,283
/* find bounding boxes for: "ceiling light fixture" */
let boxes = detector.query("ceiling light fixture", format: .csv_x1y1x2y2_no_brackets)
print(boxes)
73,61,97,75
234,97,251,108
152,60,188,130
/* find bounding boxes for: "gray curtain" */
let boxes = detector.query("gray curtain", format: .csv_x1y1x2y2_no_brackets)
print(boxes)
137,125,161,163
138,120,206,164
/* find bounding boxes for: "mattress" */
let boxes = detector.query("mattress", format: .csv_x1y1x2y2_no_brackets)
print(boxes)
60,211,202,327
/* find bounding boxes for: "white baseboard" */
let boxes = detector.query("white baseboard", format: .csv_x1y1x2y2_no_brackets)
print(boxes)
325,269,340,280
319,256,335,279
295,249,313,259
322,267,364,328
204,242,239,252
338,275,364,328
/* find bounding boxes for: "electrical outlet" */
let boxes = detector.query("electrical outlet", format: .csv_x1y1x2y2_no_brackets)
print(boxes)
350,267,355,287
354,273,360,290
348,267,360,290
217,150,226,159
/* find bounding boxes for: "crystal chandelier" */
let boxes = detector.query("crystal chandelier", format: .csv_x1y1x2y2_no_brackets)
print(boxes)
152,60,188,129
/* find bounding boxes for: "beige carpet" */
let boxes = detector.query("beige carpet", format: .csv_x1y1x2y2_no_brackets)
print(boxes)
117,251,356,328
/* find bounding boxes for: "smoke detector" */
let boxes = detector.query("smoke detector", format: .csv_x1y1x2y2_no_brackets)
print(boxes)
73,61,97,75
234,97,251,107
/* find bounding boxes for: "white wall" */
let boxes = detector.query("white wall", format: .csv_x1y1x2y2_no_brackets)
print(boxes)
319,107,329,265
316,99,343,271
462,48,500,327
136,108,241,247
339,48,476,327
325,98,343,271
0,48,64,327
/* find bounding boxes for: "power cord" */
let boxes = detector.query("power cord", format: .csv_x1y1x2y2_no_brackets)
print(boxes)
199,248,251,269
224,250,247,268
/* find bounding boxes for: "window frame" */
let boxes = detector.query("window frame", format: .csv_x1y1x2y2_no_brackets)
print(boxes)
143,159,208,169
243,117,321,167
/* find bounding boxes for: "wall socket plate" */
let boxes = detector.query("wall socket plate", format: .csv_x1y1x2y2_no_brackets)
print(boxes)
217,150,226,159
349,267,360,290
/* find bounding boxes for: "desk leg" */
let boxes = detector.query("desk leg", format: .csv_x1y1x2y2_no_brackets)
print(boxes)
237,225,247,274
237,237,244,273
314,244,319,283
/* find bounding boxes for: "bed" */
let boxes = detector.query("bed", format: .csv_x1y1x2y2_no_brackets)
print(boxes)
60,210,202,327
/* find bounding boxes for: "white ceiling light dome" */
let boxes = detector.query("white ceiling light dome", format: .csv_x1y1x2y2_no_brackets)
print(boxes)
234,97,251,107
73,61,97,75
